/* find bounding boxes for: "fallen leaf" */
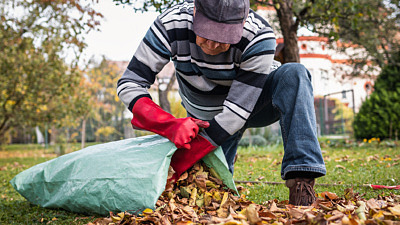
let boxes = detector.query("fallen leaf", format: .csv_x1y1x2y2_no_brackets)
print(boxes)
142,208,153,215
111,215,122,222
176,221,193,225
372,210,385,220
355,201,367,221
388,205,400,216
188,188,197,206
320,191,338,200
245,204,261,224
161,215,172,225
366,198,387,210
336,165,346,169
258,210,276,219
216,207,229,218
289,207,304,219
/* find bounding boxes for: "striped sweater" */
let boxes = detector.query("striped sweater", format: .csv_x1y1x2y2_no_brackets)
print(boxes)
117,1,276,146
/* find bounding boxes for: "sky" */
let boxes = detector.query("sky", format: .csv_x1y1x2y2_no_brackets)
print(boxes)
81,1,316,65
82,1,159,63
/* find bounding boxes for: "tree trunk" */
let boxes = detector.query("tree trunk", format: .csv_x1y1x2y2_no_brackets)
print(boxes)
0,127,10,145
158,88,171,113
247,129,252,146
81,118,86,149
0,118,11,144
120,106,125,138
158,72,176,113
274,0,300,63
50,125,58,145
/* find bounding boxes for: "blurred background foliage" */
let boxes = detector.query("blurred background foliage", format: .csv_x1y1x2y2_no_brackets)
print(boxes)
1,0,399,151
0,0,103,146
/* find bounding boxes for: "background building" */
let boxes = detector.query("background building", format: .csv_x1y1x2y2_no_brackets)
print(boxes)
257,6,378,136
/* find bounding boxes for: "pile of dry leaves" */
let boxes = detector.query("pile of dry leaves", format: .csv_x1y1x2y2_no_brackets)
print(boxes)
87,162,400,225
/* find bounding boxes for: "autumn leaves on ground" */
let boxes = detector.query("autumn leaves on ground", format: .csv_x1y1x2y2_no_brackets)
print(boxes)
1,140,399,224
89,161,400,225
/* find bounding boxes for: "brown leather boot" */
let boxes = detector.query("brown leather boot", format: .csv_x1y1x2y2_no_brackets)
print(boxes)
285,178,316,206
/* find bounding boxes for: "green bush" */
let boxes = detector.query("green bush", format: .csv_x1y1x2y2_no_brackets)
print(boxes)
239,135,267,146
238,125,282,147
353,52,400,140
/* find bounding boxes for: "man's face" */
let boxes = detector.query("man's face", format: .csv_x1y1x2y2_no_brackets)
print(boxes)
196,36,231,55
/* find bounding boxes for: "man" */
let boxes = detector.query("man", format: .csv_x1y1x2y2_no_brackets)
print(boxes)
117,0,326,206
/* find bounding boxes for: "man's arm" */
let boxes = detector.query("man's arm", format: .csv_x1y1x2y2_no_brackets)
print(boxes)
117,16,210,150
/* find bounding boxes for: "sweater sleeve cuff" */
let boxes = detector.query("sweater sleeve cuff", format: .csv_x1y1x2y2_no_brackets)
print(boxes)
128,94,152,112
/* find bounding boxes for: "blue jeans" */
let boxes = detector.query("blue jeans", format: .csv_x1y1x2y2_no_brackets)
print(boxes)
221,63,326,180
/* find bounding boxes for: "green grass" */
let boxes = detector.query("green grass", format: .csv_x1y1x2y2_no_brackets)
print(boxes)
1,140,399,224
234,140,400,204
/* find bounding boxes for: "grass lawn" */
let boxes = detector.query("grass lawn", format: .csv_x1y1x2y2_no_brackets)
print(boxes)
1,139,399,224
234,139,400,204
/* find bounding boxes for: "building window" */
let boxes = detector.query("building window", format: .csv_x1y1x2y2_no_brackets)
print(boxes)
364,81,373,95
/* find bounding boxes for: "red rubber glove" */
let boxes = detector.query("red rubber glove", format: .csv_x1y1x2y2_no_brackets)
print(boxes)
169,135,216,182
131,97,209,149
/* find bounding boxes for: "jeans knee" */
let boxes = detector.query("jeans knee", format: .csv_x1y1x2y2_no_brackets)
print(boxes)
279,63,311,86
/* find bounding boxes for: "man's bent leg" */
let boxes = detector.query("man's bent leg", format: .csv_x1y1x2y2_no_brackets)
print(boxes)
248,63,326,205
269,63,325,179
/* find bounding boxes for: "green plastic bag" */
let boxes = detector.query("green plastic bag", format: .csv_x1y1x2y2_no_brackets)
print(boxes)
10,135,236,215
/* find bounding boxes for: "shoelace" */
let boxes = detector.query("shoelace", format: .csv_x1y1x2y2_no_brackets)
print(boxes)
294,181,316,206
